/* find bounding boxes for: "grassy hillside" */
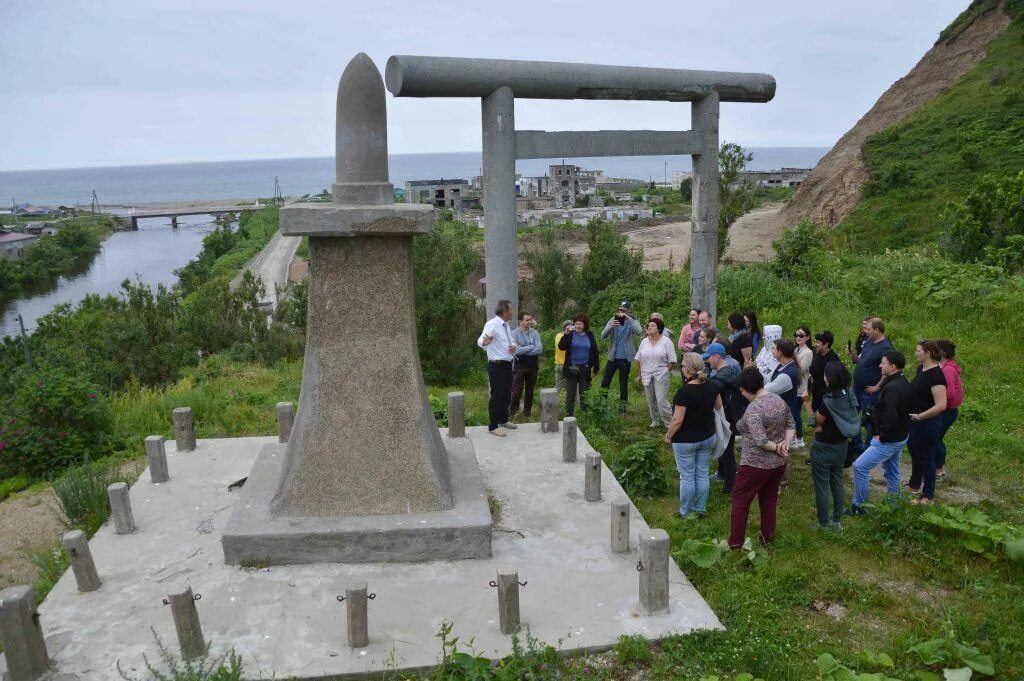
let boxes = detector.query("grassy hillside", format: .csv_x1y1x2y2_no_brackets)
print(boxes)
836,1,1024,250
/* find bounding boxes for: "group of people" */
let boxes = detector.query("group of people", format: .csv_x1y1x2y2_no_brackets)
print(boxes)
478,300,964,549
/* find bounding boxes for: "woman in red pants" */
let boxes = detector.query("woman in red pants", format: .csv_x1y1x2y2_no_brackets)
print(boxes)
729,367,795,548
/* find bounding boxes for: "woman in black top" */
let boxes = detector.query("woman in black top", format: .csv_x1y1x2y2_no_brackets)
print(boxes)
665,353,723,519
906,341,948,504
727,313,754,366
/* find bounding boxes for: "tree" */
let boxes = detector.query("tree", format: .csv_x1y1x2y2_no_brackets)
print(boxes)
523,228,577,329
576,220,644,309
718,142,759,260
413,216,483,384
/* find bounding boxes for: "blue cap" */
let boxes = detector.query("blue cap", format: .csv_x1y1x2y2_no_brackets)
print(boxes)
701,342,727,359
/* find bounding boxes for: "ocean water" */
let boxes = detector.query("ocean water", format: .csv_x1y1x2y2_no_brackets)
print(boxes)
0,148,828,207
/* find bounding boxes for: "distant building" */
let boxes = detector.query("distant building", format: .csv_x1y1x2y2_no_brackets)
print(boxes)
0,230,39,260
549,164,582,208
737,167,810,188
404,178,470,209
670,170,691,189
517,175,549,199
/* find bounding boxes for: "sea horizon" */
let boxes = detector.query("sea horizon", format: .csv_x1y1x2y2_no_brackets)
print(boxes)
0,147,830,207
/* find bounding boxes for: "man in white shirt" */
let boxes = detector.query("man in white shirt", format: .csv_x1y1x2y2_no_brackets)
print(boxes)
477,299,518,436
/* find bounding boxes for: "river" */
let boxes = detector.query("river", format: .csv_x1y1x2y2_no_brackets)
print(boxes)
0,215,214,339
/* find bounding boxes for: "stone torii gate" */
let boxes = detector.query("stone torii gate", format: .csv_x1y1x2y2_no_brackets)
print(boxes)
385,56,775,319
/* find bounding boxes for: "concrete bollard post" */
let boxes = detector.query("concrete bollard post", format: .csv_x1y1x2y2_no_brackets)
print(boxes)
584,452,602,501
172,406,197,452
107,482,136,534
342,582,370,648
62,530,101,592
610,502,630,553
495,568,521,634
276,402,295,443
145,435,169,483
0,585,50,680
539,388,558,432
166,585,206,660
447,391,465,438
638,529,670,614
562,416,577,462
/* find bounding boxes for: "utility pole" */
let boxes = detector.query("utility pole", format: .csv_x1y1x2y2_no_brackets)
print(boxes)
90,190,100,216
273,176,283,205
664,161,668,187
16,314,32,369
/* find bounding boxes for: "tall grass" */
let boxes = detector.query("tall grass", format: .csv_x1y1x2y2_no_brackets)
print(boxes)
52,459,127,535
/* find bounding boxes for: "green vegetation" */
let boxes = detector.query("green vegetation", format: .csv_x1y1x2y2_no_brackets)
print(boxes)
837,4,1024,250
52,458,136,536
117,631,244,681
413,216,484,385
0,217,115,295
940,170,1024,271
0,207,301,483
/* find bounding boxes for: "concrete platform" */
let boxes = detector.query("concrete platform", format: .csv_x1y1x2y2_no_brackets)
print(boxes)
221,438,492,565
11,426,722,680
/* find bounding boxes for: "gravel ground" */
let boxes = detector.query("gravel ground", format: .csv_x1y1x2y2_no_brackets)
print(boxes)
0,487,66,590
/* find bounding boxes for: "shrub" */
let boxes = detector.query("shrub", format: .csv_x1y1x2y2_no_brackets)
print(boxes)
0,366,115,479
52,459,126,535
940,171,1024,270
769,219,839,285
576,220,643,309
611,441,669,498
523,227,577,329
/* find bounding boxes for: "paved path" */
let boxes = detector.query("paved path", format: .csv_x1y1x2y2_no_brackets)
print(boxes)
235,230,301,307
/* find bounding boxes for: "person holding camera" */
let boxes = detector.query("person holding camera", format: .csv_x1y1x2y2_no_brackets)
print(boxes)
553,319,573,393
558,314,600,417
600,300,643,410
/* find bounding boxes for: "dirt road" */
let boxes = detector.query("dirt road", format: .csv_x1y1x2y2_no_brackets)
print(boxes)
565,203,786,269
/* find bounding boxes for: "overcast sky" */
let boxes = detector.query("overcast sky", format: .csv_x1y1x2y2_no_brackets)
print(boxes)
0,0,968,171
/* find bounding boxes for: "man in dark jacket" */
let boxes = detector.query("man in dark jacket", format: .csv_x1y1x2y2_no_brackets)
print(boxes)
705,342,743,494
809,331,841,413
847,350,912,515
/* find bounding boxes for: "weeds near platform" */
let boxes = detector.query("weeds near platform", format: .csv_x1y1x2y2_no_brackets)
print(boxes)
52,458,125,536
27,542,68,600
117,629,244,681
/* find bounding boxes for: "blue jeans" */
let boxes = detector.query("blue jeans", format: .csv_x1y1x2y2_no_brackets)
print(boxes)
851,436,907,507
851,390,879,453
936,408,958,470
673,434,716,515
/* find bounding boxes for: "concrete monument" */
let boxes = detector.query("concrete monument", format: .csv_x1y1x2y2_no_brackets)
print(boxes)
385,56,776,318
221,53,491,565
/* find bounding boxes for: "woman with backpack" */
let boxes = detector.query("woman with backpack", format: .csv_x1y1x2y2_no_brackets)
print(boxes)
810,361,859,530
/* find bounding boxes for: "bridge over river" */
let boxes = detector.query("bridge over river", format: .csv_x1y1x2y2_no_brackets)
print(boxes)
116,202,270,229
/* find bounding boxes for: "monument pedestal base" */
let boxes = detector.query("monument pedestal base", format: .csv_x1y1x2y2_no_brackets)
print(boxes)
221,438,492,565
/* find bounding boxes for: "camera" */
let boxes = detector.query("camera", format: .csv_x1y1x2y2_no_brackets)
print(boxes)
615,315,627,326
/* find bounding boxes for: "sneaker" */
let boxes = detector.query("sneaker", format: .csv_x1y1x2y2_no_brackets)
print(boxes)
828,521,843,531
791,437,806,449
709,472,722,482
936,469,946,480
500,422,518,429
649,422,660,428
843,505,866,517
905,483,921,494
911,497,933,506
489,428,507,437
